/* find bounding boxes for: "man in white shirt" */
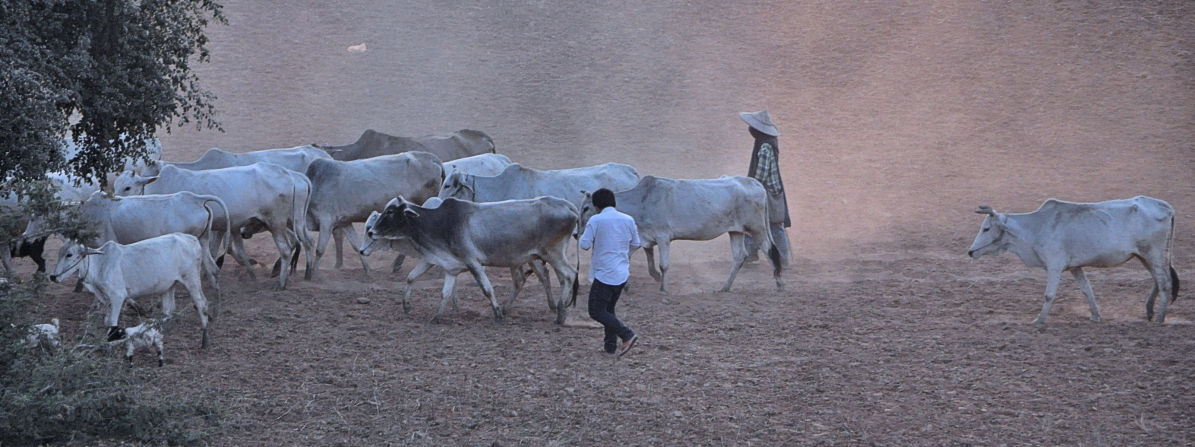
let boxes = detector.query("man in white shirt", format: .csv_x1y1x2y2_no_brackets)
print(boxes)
579,188,641,357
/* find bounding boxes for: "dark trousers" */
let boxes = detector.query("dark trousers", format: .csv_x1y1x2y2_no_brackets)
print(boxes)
588,279,633,352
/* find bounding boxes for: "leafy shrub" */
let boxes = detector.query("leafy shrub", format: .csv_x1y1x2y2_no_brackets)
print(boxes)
0,247,219,446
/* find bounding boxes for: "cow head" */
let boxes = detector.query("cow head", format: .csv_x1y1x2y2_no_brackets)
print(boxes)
367,197,420,241
578,190,598,229
112,170,157,196
967,205,1010,259
359,211,385,256
438,172,474,201
49,242,103,283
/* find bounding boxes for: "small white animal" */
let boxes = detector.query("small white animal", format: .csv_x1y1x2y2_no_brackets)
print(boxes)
112,322,165,367
25,318,60,348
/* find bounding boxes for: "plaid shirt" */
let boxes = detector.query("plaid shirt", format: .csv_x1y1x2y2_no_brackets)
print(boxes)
753,143,783,195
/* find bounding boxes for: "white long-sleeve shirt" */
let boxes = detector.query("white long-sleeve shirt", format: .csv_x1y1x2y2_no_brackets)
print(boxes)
579,206,642,285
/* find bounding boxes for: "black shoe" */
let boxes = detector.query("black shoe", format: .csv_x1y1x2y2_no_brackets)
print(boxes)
603,344,617,355
617,334,638,358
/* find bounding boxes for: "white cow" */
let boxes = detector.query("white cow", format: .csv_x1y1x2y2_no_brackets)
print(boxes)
302,152,443,277
968,197,1180,324
113,163,314,289
49,233,219,348
443,153,513,177
579,176,783,293
75,190,230,261
438,162,639,207
137,144,331,176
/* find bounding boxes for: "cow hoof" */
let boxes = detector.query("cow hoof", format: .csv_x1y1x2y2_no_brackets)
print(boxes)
272,283,287,291
402,303,412,315
1031,318,1046,326
1089,315,1102,323
430,316,443,324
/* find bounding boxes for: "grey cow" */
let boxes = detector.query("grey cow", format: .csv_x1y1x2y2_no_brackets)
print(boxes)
320,129,494,162
579,175,783,293
366,196,579,324
302,151,443,277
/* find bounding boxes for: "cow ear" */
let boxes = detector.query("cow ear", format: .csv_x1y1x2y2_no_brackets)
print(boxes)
403,208,420,218
580,190,591,198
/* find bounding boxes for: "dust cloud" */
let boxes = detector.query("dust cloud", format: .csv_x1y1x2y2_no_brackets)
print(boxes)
158,1,1193,264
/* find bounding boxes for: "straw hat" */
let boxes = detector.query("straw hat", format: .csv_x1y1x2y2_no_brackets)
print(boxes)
739,110,780,136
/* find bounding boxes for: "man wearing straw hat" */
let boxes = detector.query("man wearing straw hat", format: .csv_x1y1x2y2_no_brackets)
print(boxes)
740,109,792,266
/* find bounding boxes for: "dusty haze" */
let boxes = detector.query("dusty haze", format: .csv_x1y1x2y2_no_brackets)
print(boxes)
22,1,1195,445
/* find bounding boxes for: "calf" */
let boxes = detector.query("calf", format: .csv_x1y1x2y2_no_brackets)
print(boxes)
49,233,219,348
110,321,165,367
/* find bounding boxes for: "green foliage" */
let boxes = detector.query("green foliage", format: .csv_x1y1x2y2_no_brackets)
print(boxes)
0,0,226,188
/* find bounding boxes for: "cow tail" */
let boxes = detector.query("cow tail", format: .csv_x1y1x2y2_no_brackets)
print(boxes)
569,235,580,308
205,197,231,261
568,208,581,308
762,190,782,278
1168,212,1180,303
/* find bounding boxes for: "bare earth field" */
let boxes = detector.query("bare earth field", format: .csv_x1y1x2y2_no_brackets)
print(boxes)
17,1,1195,445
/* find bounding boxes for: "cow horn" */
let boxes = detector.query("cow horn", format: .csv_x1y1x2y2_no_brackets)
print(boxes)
975,205,995,216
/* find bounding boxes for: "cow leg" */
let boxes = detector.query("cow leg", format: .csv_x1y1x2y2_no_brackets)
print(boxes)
1145,282,1160,322
1144,257,1174,323
333,226,346,269
339,224,373,275
467,263,502,322
29,239,46,273
105,292,126,329
1033,267,1064,325
402,261,435,315
229,236,258,280
155,338,164,367
1071,268,1101,322
532,260,555,312
721,233,748,293
433,273,460,324
161,289,177,318
0,246,12,273
270,229,294,290
200,246,222,321
309,216,336,280
180,272,212,349
392,254,406,274
548,256,578,325
657,241,675,293
505,266,526,308
644,243,662,282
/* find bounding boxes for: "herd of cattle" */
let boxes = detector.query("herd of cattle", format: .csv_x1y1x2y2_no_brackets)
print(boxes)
1,128,1182,365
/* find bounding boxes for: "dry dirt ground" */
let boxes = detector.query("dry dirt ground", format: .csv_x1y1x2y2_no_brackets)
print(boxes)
16,1,1195,445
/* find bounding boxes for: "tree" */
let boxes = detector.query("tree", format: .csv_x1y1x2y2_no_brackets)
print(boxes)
0,1,226,443
0,0,226,189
